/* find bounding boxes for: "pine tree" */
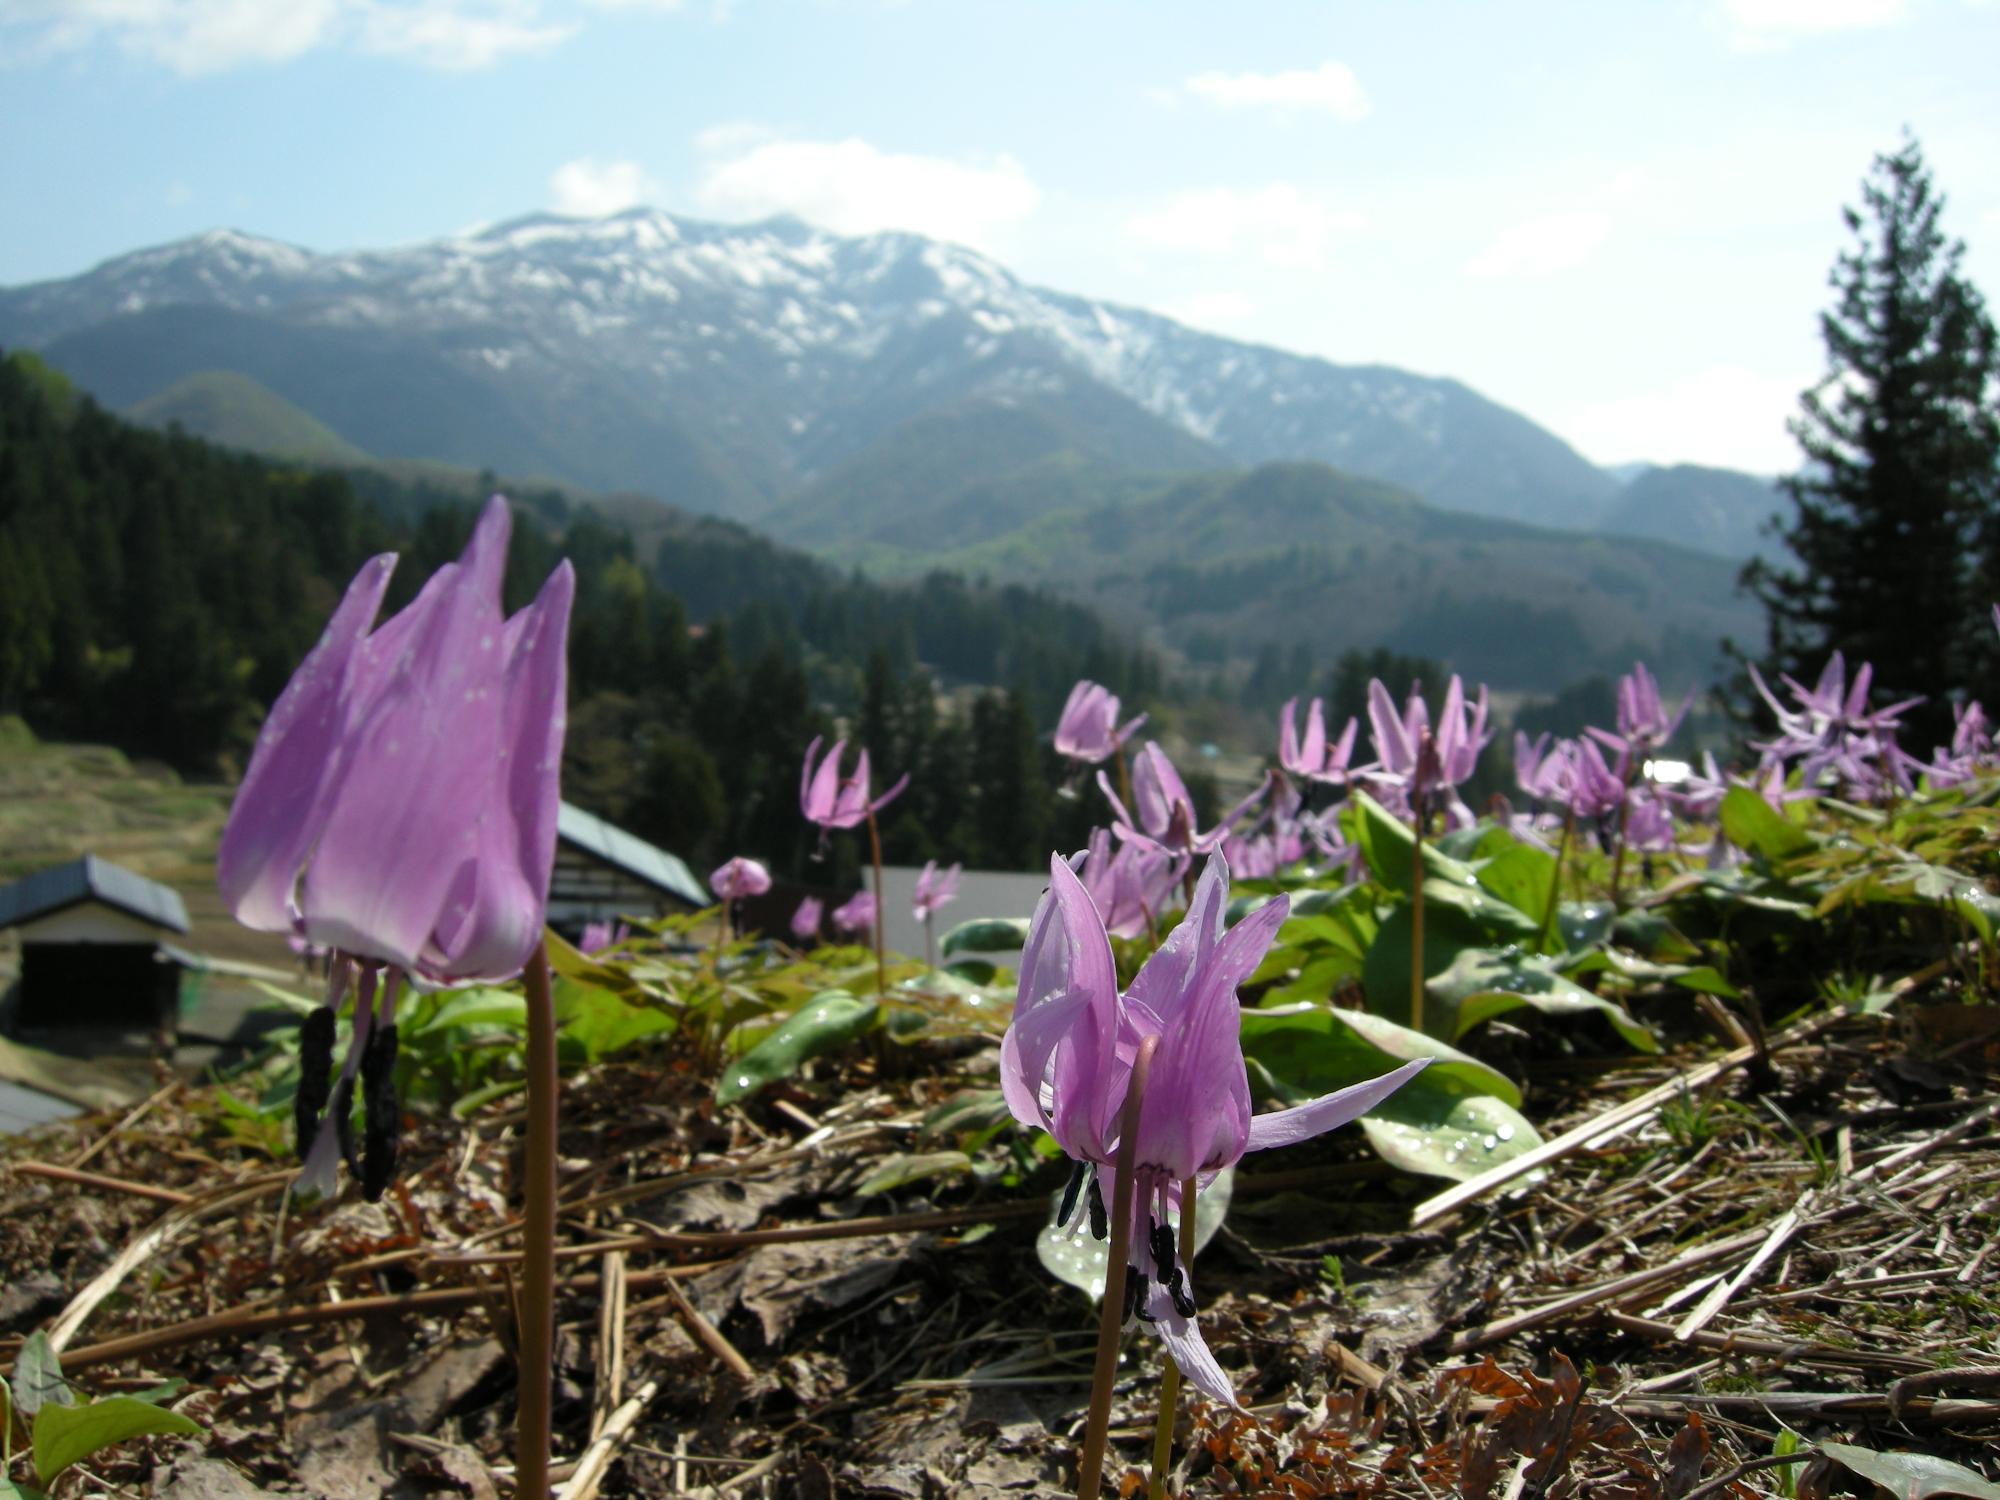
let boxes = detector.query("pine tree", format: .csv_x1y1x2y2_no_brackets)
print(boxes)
1742,136,2000,741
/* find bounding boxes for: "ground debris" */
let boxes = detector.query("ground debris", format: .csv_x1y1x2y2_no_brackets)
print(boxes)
1,1011,1994,1496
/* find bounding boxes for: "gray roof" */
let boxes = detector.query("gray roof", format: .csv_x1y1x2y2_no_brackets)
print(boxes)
557,802,709,908
0,855,190,935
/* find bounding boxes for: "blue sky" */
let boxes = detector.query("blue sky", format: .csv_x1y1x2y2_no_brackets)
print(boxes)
3,0,1996,473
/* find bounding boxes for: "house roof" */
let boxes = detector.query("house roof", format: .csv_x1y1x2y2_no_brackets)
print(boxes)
556,802,709,908
0,855,190,935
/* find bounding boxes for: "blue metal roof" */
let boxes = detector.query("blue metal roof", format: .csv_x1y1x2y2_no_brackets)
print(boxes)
0,855,190,935
556,802,709,908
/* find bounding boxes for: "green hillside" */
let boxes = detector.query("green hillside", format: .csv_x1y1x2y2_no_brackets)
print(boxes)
891,461,1759,692
129,369,371,465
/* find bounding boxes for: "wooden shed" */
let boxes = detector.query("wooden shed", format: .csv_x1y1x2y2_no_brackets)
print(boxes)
0,855,190,1033
549,802,709,935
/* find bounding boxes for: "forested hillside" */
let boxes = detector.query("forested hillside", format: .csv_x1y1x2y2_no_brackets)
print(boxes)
0,349,1158,875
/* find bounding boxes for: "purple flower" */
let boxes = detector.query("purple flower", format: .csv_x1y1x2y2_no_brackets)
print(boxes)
709,856,772,902
1001,853,1429,1406
1278,697,1361,787
790,896,824,943
800,737,909,830
578,920,630,955
1514,733,1625,822
1357,676,1489,829
218,496,573,1201
1587,661,1690,765
218,495,573,985
1099,742,1266,856
832,889,877,935
913,860,963,921
1749,653,1922,798
1069,828,1179,940
1054,680,1147,765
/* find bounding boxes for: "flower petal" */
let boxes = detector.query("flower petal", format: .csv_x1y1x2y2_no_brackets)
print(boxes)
217,552,397,932
1244,1057,1431,1152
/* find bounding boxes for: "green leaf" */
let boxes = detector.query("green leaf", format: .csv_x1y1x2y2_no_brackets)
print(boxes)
714,991,878,1104
12,1334,68,1419
1429,948,1658,1052
1035,1167,1234,1300
0,1479,50,1500
405,988,525,1038
1348,790,1480,894
919,1088,1012,1142
1240,1002,1520,1108
1,1373,11,1463
1359,1074,1542,1182
940,917,1031,957
33,1397,202,1486
1719,785,1812,860
856,1151,972,1196
1818,1443,2000,1500
1475,842,1558,933
1360,901,1487,1036
552,978,676,1064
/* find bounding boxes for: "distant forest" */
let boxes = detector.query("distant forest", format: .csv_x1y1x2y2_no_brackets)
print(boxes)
0,349,1170,877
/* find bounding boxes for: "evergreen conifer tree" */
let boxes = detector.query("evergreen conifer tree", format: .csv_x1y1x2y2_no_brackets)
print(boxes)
1741,135,2000,741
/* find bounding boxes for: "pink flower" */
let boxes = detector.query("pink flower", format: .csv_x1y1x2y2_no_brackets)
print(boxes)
1054,680,1147,765
1278,697,1360,787
709,856,772,902
912,860,962,921
1001,853,1428,1406
790,896,824,943
800,737,909,830
832,889,877,935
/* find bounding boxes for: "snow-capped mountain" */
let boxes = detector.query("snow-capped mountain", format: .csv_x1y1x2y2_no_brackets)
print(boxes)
1,209,1623,529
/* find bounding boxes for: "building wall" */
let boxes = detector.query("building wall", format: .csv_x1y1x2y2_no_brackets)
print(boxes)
18,905,164,945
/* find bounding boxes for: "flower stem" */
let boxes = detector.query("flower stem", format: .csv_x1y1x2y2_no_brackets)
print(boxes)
865,807,886,998
1077,1034,1159,1499
1409,817,1426,1034
1537,811,1573,955
1145,1173,1200,1500
518,947,559,1500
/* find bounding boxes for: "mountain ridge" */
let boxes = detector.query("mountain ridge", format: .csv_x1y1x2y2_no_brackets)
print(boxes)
3,208,1670,539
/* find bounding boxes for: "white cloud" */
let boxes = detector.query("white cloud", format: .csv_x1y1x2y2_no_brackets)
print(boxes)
1183,60,1370,120
549,156,660,216
1562,365,1807,473
1463,209,1612,279
354,1,571,69
1163,290,1257,332
1127,184,1364,270
1718,0,1908,47
0,0,569,72
693,133,1039,250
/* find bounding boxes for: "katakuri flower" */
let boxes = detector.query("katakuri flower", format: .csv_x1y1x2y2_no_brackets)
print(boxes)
1099,742,1267,856
790,895,824,943
1054,680,1147,765
912,860,963,922
832,888,877,935
710,856,772,902
800,737,909,831
1587,661,1690,765
1358,676,1490,830
1069,827,1179,940
1002,852,1429,1405
1278,696,1360,787
217,495,574,1199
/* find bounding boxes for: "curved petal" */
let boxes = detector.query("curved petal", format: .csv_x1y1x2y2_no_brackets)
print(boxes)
1135,885,1288,1178
298,501,513,970
1144,1277,1239,1409
1244,1057,1431,1152
425,561,574,981
217,552,398,932
1000,856,1119,1152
